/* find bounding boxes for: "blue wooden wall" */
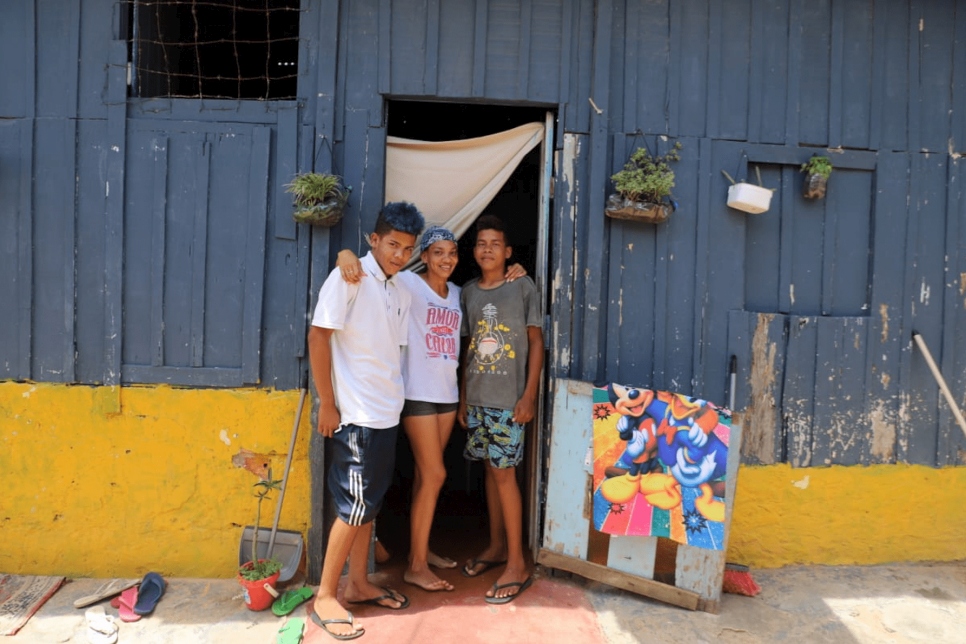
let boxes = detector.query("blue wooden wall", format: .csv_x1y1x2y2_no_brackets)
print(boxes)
2,0,965,468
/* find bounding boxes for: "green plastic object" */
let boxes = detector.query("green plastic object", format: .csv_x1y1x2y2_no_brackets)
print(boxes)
272,586,314,617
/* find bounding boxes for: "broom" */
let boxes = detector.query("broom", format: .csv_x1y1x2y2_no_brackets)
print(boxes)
723,562,761,596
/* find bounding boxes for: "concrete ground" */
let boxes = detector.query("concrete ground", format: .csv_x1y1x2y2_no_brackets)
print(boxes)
13,561,966,643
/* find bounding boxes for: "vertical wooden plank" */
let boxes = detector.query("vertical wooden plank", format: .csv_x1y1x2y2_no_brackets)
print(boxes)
692,137,714,397
937,156,966,465
828,169,874,315
294,125,315,361
953,7,966,154
242,126,272,385
437,0,477,97
783,0,802,146
189,139,211,368
743,312,787,465
542,379,594,559
784,315,817,466
578,0,612,382
811,317,870,466
424,0,440,95
864,152,906,465
798,0,831,145
378,0,391,96
604,135,629,381
915,0,955,152
749,0,790,143
275,107,298,241
743,167,782,313
527,0,563,104
0,0,29,117
631,0,670,134
555,0,574,131
35,0,79,118
778,165,796,313
150,138,168,367
715,0,752,141
906,0,922,153
472,0,488,96
551,133,580,378
31,119,73,381
705,1,723,139
826,0,845,148
671,0,709,137
839,1,873,150
104,40,127,385
867,0,887,151
899,152,946,465
517,0,532,98
819,169,839,316
727,310,753,414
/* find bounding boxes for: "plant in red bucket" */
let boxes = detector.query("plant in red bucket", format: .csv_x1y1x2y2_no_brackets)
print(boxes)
238,468,284,611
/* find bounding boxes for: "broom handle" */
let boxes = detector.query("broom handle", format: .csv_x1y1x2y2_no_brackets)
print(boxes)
912,333,966,439
267,386,307,556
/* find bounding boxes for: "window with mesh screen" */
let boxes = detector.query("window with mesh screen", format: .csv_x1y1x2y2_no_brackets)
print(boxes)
126,0,300,100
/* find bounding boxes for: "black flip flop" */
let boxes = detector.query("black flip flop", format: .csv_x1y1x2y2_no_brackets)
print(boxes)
346,586,409,610
309,609,364,641
461,558,507,578
484,576,533,604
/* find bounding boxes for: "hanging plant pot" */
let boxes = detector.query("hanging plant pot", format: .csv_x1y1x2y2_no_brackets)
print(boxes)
292,194,348,227
801,173,828,200
605,193,671,224
726,182,772,214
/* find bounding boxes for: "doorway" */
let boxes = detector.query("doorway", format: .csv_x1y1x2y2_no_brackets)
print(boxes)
377,100,554,567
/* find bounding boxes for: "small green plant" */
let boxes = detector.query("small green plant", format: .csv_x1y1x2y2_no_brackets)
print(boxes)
239,469,284,582
286,173,351,226
611,142,682,204
800,155,833,179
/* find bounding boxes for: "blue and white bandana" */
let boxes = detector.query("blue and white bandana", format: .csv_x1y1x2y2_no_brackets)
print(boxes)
419,225,457,252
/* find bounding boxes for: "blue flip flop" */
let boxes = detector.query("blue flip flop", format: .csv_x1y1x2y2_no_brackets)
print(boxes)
132,572,166,615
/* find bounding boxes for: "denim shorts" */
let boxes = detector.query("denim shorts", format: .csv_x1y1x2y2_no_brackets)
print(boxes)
463,405,525,469
327,423,398,526
401,399,459,418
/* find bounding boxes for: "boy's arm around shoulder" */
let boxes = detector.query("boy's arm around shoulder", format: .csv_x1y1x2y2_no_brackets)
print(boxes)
512,324,544,425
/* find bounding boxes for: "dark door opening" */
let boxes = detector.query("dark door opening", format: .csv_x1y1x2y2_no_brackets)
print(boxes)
377,100,551,564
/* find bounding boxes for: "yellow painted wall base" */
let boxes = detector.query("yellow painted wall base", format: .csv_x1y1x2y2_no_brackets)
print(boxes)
2,382,964,577
0,382,312,578
728,463,966,568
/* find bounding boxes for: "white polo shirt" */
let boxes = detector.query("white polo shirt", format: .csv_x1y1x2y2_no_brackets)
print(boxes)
311,252,411,429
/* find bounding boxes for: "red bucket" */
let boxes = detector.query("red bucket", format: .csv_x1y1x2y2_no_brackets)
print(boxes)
237,561,281,611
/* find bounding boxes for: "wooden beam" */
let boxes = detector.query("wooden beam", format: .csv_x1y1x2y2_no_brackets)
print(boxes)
537,549,701,611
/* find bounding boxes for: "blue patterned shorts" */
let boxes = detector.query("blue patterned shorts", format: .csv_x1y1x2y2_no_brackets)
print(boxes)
464,405,525,469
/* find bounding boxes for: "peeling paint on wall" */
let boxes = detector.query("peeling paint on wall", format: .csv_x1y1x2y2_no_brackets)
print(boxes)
745,314,778,463
879,304,890,343
869,400,896,461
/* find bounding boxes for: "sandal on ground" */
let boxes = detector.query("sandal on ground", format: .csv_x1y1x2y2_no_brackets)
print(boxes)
346,586,409,610
309,609,364,641
484,576,533,605
276,617,305,644
272,586,314,616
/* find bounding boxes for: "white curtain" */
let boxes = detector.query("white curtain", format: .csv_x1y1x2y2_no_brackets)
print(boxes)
385,122,545,242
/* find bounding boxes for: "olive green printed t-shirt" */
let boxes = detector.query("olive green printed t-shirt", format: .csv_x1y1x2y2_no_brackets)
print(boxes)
460,276,542,411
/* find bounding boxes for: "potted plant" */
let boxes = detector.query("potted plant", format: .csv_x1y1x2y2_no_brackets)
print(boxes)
287,172,351,227
606,142,682,224
237,470,284,611
800,155,832,199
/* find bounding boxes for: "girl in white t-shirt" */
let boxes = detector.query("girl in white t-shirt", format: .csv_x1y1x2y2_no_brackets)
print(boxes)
337,225,524,592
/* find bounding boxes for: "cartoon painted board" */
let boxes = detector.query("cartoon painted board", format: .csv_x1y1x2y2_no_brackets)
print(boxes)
592,383,731,550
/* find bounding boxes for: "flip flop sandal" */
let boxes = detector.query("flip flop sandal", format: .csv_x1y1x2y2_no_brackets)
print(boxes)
347,586,409,610
73,578,140,609
484,576,533,605
276,617,305,644
461,558,507,577
132,572,166,615
272,586,315,616
309,609,364,641
110,586,141,622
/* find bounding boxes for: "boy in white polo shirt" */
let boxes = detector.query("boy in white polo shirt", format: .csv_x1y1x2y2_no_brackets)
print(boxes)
307,202,424,641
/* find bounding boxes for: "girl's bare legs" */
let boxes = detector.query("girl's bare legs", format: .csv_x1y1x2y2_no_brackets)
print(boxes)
403,411,456,591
